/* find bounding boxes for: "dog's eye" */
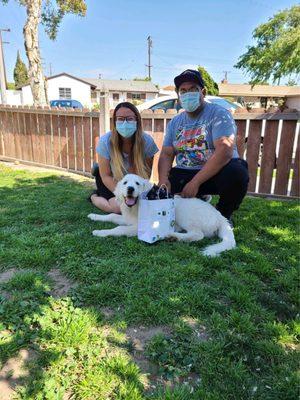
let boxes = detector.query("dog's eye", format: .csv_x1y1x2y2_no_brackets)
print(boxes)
136,182,140,185
123,181,127,185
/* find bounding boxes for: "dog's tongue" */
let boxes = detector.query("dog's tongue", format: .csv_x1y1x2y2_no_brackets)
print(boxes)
125,196,136,206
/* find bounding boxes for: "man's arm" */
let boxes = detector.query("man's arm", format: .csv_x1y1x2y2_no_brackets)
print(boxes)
181,135,234,198
158,146,175,189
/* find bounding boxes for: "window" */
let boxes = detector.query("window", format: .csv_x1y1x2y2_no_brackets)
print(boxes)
150,100,175,111
132,93,141,100
113,93,119,101
59,87,71,99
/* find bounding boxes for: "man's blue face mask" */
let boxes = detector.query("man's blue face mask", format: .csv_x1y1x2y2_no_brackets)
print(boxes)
116,121,137,138
179,91,201,112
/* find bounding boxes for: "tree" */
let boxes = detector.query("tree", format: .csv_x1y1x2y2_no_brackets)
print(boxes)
14,50,29,87
133,77,151,81
235,5,300,85
197,66,219,95
1,0,87,106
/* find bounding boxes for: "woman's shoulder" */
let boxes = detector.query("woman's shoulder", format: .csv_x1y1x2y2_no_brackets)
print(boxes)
99,131,112,143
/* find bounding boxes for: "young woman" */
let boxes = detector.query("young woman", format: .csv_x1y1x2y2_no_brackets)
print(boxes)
90,102,159,213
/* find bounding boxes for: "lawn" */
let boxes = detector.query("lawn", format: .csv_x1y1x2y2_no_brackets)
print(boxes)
0,162,299,400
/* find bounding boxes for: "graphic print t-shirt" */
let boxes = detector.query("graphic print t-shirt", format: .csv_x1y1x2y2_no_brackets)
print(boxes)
163,102,239,170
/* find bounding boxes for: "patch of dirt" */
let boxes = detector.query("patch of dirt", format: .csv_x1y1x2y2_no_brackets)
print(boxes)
0,269,18,284
100,307,115,319
0,348,38,400
182,317,210,342
47,269,77,298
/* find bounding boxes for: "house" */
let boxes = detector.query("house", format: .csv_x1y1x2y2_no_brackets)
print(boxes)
20,73,96,107
218,83,300,110
16,73,159,109
83,78,159,109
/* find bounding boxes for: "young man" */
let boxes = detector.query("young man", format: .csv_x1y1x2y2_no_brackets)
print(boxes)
158,69,249,224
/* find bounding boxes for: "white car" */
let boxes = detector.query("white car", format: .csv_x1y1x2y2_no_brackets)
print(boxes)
137,95,243,113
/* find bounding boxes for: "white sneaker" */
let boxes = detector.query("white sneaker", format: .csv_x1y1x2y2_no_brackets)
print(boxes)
201,195,212,203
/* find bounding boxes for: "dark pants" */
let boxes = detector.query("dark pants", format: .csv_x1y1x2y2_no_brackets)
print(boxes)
169,158,249,219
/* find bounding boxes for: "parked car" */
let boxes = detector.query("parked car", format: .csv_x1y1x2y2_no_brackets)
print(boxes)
137,95,243,113
50,100,83,109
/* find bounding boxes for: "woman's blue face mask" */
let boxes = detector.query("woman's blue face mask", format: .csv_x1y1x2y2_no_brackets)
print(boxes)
179,91,201,112
116,121,137,138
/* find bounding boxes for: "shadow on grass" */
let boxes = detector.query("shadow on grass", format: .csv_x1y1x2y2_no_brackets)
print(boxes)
0,168,299,399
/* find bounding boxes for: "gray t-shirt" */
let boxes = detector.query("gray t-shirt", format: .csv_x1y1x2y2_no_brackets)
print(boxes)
163,102,239,170
96,131,159,172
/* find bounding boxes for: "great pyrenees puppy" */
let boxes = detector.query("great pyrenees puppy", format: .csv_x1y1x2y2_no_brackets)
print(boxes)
88,174,236,257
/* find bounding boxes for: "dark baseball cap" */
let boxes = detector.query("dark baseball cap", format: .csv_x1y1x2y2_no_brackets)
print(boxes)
174,69,205,90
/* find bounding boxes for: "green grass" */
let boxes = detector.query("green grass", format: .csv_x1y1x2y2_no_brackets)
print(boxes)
0,163,299,399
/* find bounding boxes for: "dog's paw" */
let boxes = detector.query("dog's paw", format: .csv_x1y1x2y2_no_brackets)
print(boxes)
88,213,100,221
92,230,107,237
202,248,219,257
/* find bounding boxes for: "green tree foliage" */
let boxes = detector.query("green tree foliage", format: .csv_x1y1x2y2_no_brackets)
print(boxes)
41,0,87,40
13,51,29,87
235,5,300,85
197,66,219,95
133,77,151,81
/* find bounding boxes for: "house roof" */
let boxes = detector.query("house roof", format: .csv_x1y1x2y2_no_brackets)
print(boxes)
219,83,300,98
18,73,97,89
83,78,159,93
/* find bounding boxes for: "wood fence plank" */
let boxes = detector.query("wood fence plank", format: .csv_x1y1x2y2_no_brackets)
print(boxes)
83,116,92,173
235,120,247,158
66,116,75,170
13,112,22,160
24,113,33,161
51,114,60,167
291,131,299,197
92,117,100,163
274,120,296,195
44,114,52,165
75,116,83,171
59,115,68,169
246,120,262,192
259,120,278,194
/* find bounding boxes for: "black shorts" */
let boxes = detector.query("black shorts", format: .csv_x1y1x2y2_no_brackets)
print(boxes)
93,165,115,201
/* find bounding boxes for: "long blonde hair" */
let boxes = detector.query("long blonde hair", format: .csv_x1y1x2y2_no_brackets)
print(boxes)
110,102,151,181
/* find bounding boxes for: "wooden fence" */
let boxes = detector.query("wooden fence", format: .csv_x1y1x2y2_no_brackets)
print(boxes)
0,105,299,198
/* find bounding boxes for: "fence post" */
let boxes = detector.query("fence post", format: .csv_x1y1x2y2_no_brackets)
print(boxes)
99,91,110,135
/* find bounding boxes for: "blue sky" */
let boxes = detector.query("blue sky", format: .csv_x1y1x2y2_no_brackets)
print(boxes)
1,0,297,87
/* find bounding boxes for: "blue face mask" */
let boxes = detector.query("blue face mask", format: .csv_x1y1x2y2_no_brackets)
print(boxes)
116,121,137,138
179,92,201,112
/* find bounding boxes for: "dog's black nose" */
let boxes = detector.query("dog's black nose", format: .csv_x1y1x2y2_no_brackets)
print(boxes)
127,186,134,195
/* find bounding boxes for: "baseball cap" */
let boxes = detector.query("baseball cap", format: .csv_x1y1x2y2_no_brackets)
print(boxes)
174,69,205,90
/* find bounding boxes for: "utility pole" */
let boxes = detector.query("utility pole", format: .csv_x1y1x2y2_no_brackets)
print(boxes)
222,70,231,82
0,28,10,105
49,63,53,76
146,36,152,80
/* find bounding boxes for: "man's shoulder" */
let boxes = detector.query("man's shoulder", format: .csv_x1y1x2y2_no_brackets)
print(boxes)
169,111,186,125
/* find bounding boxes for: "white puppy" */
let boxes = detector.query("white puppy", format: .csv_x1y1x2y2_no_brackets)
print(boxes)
88,174,152,238
88,174,236,257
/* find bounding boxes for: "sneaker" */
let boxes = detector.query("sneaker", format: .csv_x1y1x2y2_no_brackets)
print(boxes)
200,195,212,203
228,217,234,229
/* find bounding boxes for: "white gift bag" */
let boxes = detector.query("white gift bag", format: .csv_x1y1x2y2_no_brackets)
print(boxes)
138,186,175,244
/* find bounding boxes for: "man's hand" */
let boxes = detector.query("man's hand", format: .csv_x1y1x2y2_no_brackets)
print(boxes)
181,179,200,198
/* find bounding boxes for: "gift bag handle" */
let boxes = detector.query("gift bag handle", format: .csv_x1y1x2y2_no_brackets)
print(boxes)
158,184,169,199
